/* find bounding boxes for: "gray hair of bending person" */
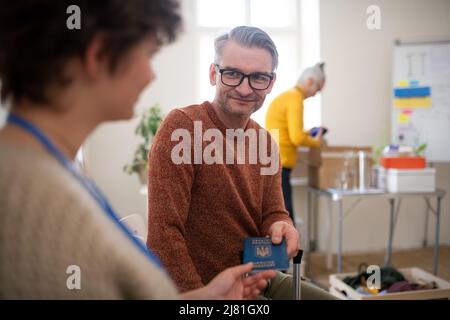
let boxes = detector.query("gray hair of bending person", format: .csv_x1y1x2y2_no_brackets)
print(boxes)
214,26,279,71
297,62,326,85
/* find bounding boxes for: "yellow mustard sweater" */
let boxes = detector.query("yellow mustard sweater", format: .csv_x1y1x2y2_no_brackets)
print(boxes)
265,86,320,168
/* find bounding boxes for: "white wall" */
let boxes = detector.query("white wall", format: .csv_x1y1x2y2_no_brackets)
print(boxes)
293,0,450,253
321,0,450,147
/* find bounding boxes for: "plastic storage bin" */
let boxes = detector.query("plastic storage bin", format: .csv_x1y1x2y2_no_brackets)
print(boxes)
387,168,435,193
329,267,450,300
381,156,426,169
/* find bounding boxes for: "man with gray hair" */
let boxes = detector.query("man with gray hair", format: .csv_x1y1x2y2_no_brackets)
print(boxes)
266,63,326,226
148,26,335,299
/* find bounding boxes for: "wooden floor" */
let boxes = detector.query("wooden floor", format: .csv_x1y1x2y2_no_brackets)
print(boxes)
304,246,450,290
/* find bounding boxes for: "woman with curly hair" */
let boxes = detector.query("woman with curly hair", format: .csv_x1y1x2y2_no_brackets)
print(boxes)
0,0,275,299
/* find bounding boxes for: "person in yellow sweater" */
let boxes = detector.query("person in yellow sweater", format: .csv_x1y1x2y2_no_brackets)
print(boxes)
265,63,326,224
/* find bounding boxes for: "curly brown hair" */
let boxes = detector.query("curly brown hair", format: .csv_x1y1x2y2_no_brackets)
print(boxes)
0,0,182,104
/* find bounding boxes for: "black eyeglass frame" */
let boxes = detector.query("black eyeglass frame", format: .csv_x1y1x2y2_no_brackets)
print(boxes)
214,64,274,90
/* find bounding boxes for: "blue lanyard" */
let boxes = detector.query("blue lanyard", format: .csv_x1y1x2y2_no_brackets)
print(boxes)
7,113,164,269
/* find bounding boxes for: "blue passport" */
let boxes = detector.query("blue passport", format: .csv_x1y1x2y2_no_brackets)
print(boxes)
242,237,289,271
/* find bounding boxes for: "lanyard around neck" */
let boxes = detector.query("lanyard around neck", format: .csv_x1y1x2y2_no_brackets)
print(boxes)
7,113,163,269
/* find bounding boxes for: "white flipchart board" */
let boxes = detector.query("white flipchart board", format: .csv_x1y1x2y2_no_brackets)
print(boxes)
392,39,450,162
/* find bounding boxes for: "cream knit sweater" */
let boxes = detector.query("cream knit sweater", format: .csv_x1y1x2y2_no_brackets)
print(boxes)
0,141,178,299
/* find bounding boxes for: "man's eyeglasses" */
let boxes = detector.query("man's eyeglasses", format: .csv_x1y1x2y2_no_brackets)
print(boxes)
215,64,274,90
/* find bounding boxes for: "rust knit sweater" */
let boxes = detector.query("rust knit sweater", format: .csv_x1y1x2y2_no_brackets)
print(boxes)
147,102,292,292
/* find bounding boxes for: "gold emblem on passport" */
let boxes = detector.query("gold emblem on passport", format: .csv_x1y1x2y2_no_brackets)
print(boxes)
255,245,271,257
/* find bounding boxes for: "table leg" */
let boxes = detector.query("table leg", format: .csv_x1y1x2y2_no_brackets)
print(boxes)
326,197,333,270
337,199,343,273
433,196,441,275
307,189,315,252
384,198,395,267
313,192,319,252
423,199,429,248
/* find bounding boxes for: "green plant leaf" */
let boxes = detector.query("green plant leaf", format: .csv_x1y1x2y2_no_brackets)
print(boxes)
414,143,427,156
123,104,164,176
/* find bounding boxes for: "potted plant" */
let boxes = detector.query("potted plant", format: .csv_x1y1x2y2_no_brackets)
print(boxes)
123,104,163,185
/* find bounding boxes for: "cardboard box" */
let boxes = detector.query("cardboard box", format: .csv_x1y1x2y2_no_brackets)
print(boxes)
291,147,309,179
307,146,373,190
329,267,450,300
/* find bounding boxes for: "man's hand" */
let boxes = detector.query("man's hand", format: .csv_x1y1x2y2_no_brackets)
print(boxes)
180,263,276,300
268,221,299,258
